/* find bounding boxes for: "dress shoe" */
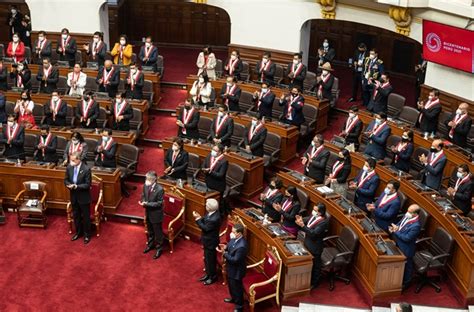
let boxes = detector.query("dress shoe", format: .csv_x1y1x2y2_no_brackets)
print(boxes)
233,309,242,312
223,298,234,304
198,275,209,282
143,245,154,254
203,277,217,285
347,97,355,103
84,237,91,244
153,248,162,260
71,234,82,241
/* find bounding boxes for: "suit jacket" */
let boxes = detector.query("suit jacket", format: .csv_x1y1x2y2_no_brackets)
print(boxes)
224,58,243,80
354,170,380,210
393,218,421,258
224,237,248,280
421,152,447,190
94,139,117,168
36,66,59,94
279,95,305,126
280,198,301,229
10,69,31,90
110,43,133,65
319,47,336,63
445,113,472,148
125,70,144,100
451,177,473,215
367,83,392,114
0,124,25,159
33,134,57,163
331,158,351,183
315,74,334,101
0,93,6,123
75,100,100,129
243,124,267,157
96,66,120,98
252,90,275,119
220,84,241,112
43,99,67,126
286,62,307,90
373,193,401,232
255,60,276,85
196,211,221,249
6,41,25,63
0,66,8,91
139,45,159,70
418,103,441,133
164,148,189,180
56,36,77,66
110,101,133,131
63,141,88,163
342,117,363,148
177,107,200,140
87,41,107,66
142,182,164,223
364,121,391,160
261,188,283,222
363,57,384,81
64,163,91,205
33,39,52,61
210,115,234,147
304,146,330,184
301,216,329,256
391,142,414,173
203,154,228,193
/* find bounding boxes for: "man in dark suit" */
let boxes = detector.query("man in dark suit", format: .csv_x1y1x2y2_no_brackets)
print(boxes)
36,58,58,94
108,92,133,131
417,88,442,137
7,5,23,41
390,204,421,287
252,82,275,119
391,130,414,173
57,28,77,67
138,36,159,72
94,129,117,168
84,31,107,67
349,158,380,210
339,106,363,150
97,60,120,98
64,152,92,244
194,198,221,285
314,62,334,102
164,137,189,180
125,62,144,100
364,112,391,160
33,125,57,163
242,116,267,157
202,144,228,194
140,171,165,259
286,53,306,91
367,180,402,232
362,49,384,106
419,139,447,190
447,164,473,216
33,30,52,64
367,73,392,114
279,87,305,128
445,103,472,148
177,99,200,140
255,51,276,86
260,177,284,222
296,203,329,288
76,92,100,129
0,114,25,160
210,105,234,147
43,91,67,127
224,50,243,80
348,43,367,103
217,223,248,312
220,76,241,112
302,134,330,184
317,39,336,66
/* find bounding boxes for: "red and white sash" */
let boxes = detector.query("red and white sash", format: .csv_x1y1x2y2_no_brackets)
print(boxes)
281,198,293,212
371,121,387,136
209,154,224,172
61,36,71,55
344,115,360,133
308,145,324,162
69,142,83,155
330,160,344,178
377,192,398,208
181,107,195,134
119,45,124,60
307,215,324,228
318,73,331,94
224,84,238,106
454,174,471,193
264,188,279,200
39,133,53,157
82,99,94,119
114,101,127,118
373,82,390,99
449,114,469,138
16,73,23,88
129,70,141,91
43,66,52,79
6,124,20,140
215,114,228,135
36,39,47,53
286,95,301,119
429,151,445,167
102,67,115,85
394,142,409,162
248,123,263,141
101,138,114,161
257,90,270,109
171,151,179,165
227,58,239,75
418,98,440,123
144,45,155,59
92,41,102,57
260,60,272,79
50,98,62,115
398,215,419,231
291,63,303,76
357,170,376,188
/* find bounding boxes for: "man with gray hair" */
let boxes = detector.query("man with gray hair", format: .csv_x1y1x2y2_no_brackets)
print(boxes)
139,171,164,260
193,198,221,285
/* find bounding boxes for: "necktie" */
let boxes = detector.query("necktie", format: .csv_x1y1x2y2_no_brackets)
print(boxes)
73,166,79,184
219,116,222,123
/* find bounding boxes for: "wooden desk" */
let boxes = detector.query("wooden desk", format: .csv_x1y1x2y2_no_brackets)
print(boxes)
186,75,329,134
26,127,136,145
162,138,264,198
5,91,149,135
157,178,220,237
233,208,313,299
0,162,122,213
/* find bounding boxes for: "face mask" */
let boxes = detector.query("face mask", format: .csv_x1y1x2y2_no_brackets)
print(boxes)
211,150,218,157
62,34,68,40
41,133,48,137
70,161,78,167
226,82,232,87
116,99,121,104
251,120,257,127
381,78,386,83
17,65,24,71
311,141,316,147
217,111,224,118
184,105,191,110
230,55,237,60
430,147,437,153
72,139,79,144
349,112,355,118
52,96,59,102
402,135,409,140
11,9,17,14
131,68,137,73
292,59,299,65
291,92,298,97
262,58,268,63
405,212,412,219
145,180,153,186
172,145,179,152
401,137,409,143
93,38,99,43
203,50,208,55
120,40,126,45
13,37,19,43
323,42,329,48
384,187,391,195
363,165,369,172
312,210,318,217
21,97,28,100
7,121,14,127
369,54,375,60
38,36,44,41
102,136,108,141
269,184,276,190
230,232,236,240
457,172,464,179
145,42,151,48
428,95,433,101
456,109,463,115
375,118,382,125
198,78,204,83
322,70,329,76
43,64,49,69
261,88,267,93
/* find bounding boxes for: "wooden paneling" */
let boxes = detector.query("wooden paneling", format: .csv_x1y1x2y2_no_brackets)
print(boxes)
227,44,295,68
420,84,474,117
30,31,93,49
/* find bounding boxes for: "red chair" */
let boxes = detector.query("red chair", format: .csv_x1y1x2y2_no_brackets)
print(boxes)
67,175,104,236
218,215,246,285
243,246,282,312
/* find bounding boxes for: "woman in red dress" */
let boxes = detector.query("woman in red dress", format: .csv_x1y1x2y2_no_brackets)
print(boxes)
14,90,36,128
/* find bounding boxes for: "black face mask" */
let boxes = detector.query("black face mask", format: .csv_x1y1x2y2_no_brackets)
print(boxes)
430,147,438,153
291,93,298,97
21,97,28,100
41,133,48,138
184,106,191,110
269,184,275,190
401,138,409,143
338,156,345,161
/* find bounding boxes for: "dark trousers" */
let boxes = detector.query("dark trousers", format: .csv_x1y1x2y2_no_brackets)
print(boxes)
311,252,322,286
403,256,414,285
203,246,217,278
228,277,244,310
362,81,372,106
351,71,363,100
146,219,163,248
72,202,91,237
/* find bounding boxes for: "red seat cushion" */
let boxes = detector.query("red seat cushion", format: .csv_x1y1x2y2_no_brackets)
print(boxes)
162,214,184,236
243,268,276,300
163,194,184,218
263,251,279,277
216,251,224,266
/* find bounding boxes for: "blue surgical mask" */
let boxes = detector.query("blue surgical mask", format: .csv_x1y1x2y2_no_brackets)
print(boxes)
211,150,218,157
384,187,391,195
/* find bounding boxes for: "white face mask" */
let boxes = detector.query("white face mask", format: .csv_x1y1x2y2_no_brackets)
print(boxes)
262,58,268,63
17,64,24,71
116,99,121,104
7,121,14,127
349,112,355,118
71,139,79,144
120,40,126,45
230,232,237,240
311,141,316,147
261,88,267,93
145,180,153,186
375,118,382,125
405,212,412,219
38,36,44,41
217,111,224,118
230,55,237,60
369,54,375,60
172,145,179,152
93,38,99,43
384,187,391,195
251,120,257,127
428,95,433,101
226,82,232,87
70,161,78,167
102,136,108,142
323,42,329,48
363,165,369,172
52,96,59,102
312,210,318,217
62,34,68,40
13,37,19,43
322,70,329,76
292,59,299,65
145,42,151,48
456,109,463,115
131,68,137,73
198,77,204,83
457,172,464,179
11,9,17,14
211,150,218,157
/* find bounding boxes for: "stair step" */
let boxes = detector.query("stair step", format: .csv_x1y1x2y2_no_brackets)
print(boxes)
299,302,371,312
390,303,468,312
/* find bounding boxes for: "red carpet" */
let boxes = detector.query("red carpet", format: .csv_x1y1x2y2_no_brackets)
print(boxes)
145,112,179,140
137,146,164,174
158,86,188,110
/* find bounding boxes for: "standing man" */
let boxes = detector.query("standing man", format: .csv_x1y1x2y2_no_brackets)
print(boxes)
242,115,267,157
286,53,306,91
109,92,133,131
76,92,100,129
33,31,52,64
419,139,447,190
96,60,120,98
255,51,276,85
194,198,221,286
139,36,159,72
43,90,67,127
84,31,107,67
252,82,275,119
177,99,200,140
209,105,234,147
94,129,117,168
367,180,402,232
0,114,25,160
67,63,87,96
125,62,144,100
364,112,391,160
367,73,392,114
33,125,58,163
349,158,380,210
64,152,92,244
217,223,248,312
445,102,472,148
315,62,334,102
362,49,384,106
140,171,165,260
417,89,441,138
37,58,58,94
447,164,472,216
202,144,228,195
220,75,241,112
279,87,305,129
348,43,367,103
339,106,363,150
302,134,330,184
57,28,77,67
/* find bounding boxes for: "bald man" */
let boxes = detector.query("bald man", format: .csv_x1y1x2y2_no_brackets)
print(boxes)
419,139,447,190
194,198,221,286
96,60,120,98
445,103,472,148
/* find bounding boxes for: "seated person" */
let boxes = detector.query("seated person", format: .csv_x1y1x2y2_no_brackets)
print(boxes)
446,164,473,216
315,62,334,102
367,180,401,232
349,158,380,211
57,28,77,67
445,102,472,148
196,46,216,80
202,144,228,194
251,82,275,119
419,139,446,190
33,124,57,163
84,31,107,67
33,30,52,64
94,129,117,168
67,63,87,96
339,106,362,150
390,130,414,173
255,51,276,85
0,114,25,160
259,177,283,222
325,148,351,198
209,105,234,147
279,87,305,128
286,52,306,91
224,50,243,80
242,115,267,157
177,99,200,140
7,33,25,63
189,74,212,107
110,34,133,66
220,75,241,112
76,92,100,129
125,62,144,100
364,112,391,160
139,36,159,72
164,137,189,180
63,132,88,165
367,73,392,114
14,90,35,127
301,134,329,184
43,90,67,127
416,88,441,138
273,186,301,236
96,60,120,98
108,92,133,131
36,58,59,94
9,61,31,90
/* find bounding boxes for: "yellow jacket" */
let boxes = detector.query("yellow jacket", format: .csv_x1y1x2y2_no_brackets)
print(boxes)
110,43,133,65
